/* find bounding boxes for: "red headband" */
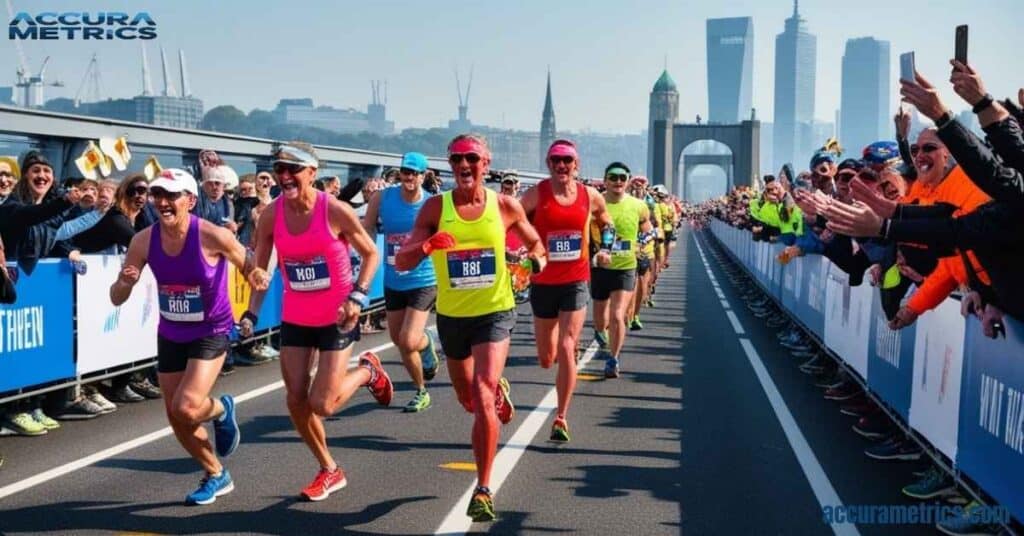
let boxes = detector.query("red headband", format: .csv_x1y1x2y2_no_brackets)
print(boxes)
547,142,578,160
449,138,490,159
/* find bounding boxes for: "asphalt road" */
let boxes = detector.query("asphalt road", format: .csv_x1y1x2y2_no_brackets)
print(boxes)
0,229,940,535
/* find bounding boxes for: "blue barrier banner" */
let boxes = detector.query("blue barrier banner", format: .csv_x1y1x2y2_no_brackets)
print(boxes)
823,265,874,379
866,291,915,420
769,243,785,301
254,271,283,331
792,255,827,339
0,261,75,392
957,315,1024,523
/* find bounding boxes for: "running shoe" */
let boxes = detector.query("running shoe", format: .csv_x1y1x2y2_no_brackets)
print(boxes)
935,501,1001,536
3,412,47,436
422,332,439,381
30,408,60,430
85,389,118,414
839,398,879,418
824,383,862,401
360,352,393,406
110,384,145,403
865,437,922,461
185,469,234,506
53,397,104,420
219,362,236,377
852,414,895,440
902,466,956,499
214,395,240,458
604,357,621,379
301,466,347,501
404,389,431,413
496,378,514,425
594,330,609,349
550,417,570,442
466,486,496,522
629,317,643,331
129,378,163,399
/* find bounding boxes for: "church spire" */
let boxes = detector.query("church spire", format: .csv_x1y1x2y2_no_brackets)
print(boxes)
540,68,557,171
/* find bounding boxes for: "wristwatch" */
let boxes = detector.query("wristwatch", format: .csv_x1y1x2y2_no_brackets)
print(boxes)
972,93,995,114
934,110,954,129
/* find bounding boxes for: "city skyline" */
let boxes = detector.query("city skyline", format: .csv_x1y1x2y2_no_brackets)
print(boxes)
2,1,1020,136
840,37,891,159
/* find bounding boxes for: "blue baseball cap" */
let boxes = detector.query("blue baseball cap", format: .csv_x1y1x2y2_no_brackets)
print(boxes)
862,141,902,168
400,152,428,173
809,150,837,170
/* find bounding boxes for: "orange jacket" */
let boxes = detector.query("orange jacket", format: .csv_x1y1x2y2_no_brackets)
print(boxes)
905,165,992,314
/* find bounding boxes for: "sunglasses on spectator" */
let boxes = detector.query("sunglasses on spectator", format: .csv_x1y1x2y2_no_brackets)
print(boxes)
149,187,183,201
448,153,481,165
910,143,941,156
836,171,857,182
605,174,629,183
129,185,149,196
549,156,574,165
273,162,308,175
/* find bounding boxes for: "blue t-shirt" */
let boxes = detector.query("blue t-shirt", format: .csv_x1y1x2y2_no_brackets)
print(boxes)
379,187,436,291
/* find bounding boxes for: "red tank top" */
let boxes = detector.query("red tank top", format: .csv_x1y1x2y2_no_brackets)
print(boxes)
531,179,591,285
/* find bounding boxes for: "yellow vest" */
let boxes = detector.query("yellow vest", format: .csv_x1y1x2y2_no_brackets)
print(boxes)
431,189,514,317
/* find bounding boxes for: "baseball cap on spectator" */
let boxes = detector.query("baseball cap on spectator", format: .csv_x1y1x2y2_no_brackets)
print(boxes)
203,164,238,189
501,172,519,185
401,152,428,173
862,141,902,168
652,184,668,196
837,158,864,173
150,168,198,195
19,150,52,172
808,150,836,171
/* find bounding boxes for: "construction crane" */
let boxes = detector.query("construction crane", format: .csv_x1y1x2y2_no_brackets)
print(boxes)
74,54,103,107
6,0,64,107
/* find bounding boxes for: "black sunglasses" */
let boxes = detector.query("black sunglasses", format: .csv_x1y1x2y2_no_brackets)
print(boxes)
273,162,308,175
149,187,183,201
910,143,941,156
448,153,481,165
605,174,628,183
129,185,149,196
399,167,420,175
549,155,574,165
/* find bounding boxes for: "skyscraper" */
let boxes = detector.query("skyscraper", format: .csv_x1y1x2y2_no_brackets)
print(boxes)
772,1,817,171
706,17,754,124
539,70,556,170
840,37,890,155
647,69,679,184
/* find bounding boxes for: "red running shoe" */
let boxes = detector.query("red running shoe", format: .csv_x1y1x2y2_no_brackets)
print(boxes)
495,377,514,425
360,351,393,406
301,466,347,501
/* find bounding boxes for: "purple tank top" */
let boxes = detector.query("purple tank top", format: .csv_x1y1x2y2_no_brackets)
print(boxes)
148,215,233,342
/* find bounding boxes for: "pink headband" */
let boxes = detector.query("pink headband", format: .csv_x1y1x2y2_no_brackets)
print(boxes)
547,142,578,160
449,138,490,158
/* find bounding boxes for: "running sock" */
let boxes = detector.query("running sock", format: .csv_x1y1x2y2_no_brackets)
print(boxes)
214,397,227,422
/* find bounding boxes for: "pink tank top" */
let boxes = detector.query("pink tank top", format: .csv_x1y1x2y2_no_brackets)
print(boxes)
274,191,353,326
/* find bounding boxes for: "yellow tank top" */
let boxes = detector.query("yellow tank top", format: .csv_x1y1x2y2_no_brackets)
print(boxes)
432,189,514,317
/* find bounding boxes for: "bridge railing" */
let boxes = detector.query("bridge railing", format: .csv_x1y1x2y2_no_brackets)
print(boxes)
707,220,1024,525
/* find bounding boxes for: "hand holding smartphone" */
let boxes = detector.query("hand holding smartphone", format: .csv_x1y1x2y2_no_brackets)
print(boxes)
899,52,916,83
955,25,968,66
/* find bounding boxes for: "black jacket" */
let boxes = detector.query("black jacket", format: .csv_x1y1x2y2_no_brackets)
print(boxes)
982,116,1024,177
71,207,137,254
938,117,1024,209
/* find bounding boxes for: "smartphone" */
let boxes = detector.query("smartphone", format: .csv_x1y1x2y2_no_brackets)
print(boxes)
955,25,968,65
899,52,916,82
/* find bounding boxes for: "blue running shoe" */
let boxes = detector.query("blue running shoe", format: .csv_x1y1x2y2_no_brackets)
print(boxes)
604,357,620,379
422,331,439,381
185,469,234,505
214,395,240,458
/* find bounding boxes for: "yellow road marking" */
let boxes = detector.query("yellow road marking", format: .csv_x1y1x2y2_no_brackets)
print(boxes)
439,462,477,472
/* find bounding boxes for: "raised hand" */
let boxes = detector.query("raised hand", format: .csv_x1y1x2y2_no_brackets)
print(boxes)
421,231,457,255
949,60,987,106
900,71,949,121
849,178,897,218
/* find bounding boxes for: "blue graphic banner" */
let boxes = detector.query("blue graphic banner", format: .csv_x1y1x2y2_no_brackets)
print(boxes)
866,292,915,420
0,261,75,392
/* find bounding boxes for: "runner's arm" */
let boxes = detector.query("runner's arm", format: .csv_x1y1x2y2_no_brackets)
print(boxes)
501,196,544,260
395,195,441,272
110,228,150,306
331,198,379,293
360,190,382,242
202,221,268,291
589,187,614,228
245,202,276,317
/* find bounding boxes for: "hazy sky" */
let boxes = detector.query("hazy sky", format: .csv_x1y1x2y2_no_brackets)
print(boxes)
4,1,1021,133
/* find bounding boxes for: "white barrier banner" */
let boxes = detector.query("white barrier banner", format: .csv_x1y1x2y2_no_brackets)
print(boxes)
823,265,873,378
76,255,159,374
909,298,967,460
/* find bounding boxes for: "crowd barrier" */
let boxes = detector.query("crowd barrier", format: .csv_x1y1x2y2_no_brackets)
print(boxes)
708,220,1024,524
0,235,387,395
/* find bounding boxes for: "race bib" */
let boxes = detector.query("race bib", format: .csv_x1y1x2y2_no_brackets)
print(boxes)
546,230,583,261
611,240,633,256
284,256,330,291
158,284,205,322
446,248,497,289
386,233,409,267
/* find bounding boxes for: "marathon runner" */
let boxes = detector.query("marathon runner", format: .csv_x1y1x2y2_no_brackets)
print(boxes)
110,168,269,505
395,133,545,522
520,139,612,442
628,176,656,330
243,142,392,502
361,151,439,413
592,163,652,378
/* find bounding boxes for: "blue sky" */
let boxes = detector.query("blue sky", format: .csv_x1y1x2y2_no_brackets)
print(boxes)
4,1,1021,133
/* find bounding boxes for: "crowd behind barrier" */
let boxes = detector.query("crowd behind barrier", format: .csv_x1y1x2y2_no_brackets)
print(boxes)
708,220,1024,525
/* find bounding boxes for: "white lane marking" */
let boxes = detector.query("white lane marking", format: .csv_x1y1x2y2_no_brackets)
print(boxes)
693,235,858,536
0,338,404,500
435,341,600,535
719,299,731,310
725,310,746,335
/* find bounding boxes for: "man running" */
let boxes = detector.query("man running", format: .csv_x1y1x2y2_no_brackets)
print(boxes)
361,151,439,413
396,134,545,522
628,176,656,330
243,142,391,502
592,163,652,378
520,139,612,442
110,168,269,505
